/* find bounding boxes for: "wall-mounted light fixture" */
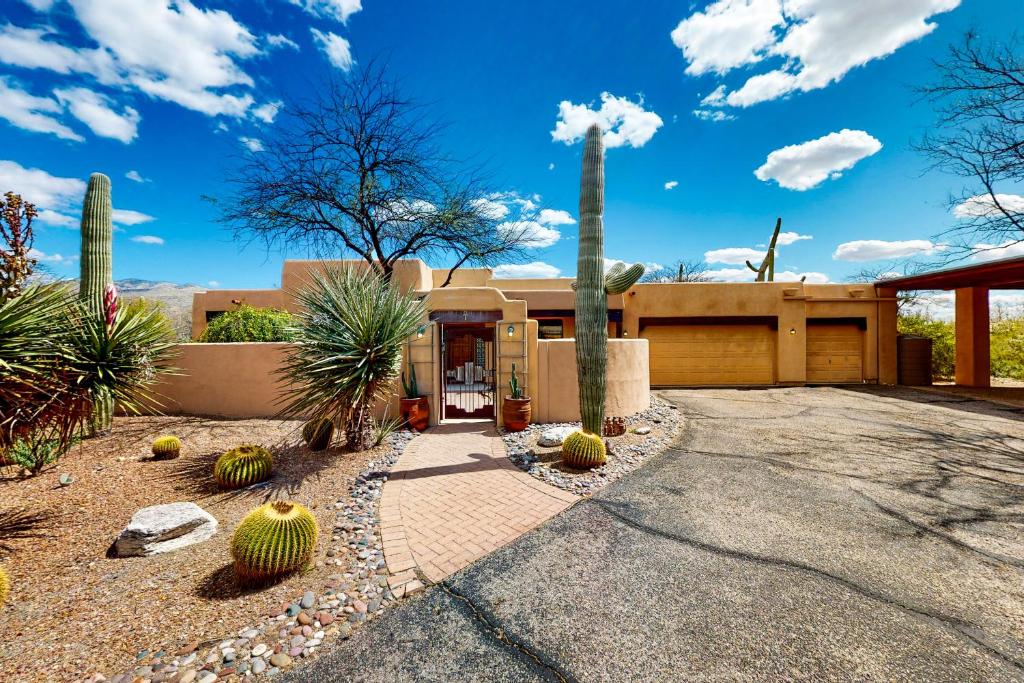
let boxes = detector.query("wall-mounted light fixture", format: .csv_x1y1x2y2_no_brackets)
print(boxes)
789,327,797,335
416,326,426,339
507,324,515,337
623,331,629,337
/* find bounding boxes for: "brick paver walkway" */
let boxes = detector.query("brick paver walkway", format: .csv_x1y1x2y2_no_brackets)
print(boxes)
380,421,578,591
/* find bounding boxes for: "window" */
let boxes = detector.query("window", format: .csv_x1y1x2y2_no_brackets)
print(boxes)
537,319,564,339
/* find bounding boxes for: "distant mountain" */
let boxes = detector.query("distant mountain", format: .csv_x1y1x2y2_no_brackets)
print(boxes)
113,279,204,338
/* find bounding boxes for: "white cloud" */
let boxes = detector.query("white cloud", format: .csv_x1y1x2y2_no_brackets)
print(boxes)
755,129,882,191
131,234,164,245
705,247,766,265
971,241,1024,262
290,0,362,23
112,208,155,225
548,163,555,171
493,262,562,279
499,221,560,248
692,108,736,122
22,0,58,10
0,160,85,210
537,208,576,225
251,101,281,124
953,194,1024,218
54,87,139,143
775,231,812,246
664,180,679,190
472,197,510,220
0,77,82,141
125,170,147,183
36,208,77,227
670,0,784,76
266,34,299,51
0,1,264,119
832,239,944,261
705,266,828,282
552,92,664,149
675,0,960,108
240,136,264,152
28,248,76,265
311,29,354,71
208,280,220,287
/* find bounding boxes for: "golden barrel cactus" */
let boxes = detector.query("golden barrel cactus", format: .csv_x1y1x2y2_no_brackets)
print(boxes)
302,418,334,452
214,445,273,490
232,501,318,585
0,565,9,606
562,431,607,469
151,435,181,460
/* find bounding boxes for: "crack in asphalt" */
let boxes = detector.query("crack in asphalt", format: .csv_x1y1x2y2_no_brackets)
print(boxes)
588,496,1024,675
438,581,577,683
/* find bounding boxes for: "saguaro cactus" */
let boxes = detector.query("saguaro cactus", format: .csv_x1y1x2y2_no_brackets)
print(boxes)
575,125,607,436
79,173,112,317
571,260,645,295
745,217,782,282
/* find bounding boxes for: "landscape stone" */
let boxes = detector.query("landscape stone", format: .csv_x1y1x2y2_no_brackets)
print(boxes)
538,425,577,447
113,502,218,557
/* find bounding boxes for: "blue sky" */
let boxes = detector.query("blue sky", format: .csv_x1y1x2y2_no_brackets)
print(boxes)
1,0,1019,290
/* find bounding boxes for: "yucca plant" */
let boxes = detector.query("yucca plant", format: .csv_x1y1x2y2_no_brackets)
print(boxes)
279,267,425,451
64,292,178,433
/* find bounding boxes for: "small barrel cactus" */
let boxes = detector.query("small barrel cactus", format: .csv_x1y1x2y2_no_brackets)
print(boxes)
232,501,318,585
562,431,607,469
302,418,334,452
0,565,8,605
214,445,273,490
151,435,181,460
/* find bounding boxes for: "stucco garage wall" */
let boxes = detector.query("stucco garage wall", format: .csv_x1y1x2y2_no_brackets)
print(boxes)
536,339,650,423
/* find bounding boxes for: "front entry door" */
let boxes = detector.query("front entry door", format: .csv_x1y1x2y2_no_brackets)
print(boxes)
441,324,496,419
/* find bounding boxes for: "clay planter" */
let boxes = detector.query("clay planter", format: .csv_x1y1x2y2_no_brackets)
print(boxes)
502,397,532,432
400,397,430,431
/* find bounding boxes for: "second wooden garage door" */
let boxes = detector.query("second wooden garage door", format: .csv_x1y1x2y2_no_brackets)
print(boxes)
806,323,863,384
641,324,775,386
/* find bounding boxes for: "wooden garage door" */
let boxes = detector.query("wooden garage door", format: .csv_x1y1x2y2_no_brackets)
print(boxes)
806,324,863,384
641,324,775,386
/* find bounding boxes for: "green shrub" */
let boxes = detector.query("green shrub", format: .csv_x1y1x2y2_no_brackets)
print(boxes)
199,305,296,343
898,314,955,379
991,317,1024,380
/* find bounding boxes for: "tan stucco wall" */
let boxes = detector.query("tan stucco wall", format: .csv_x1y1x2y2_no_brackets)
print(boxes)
536,339,650,423
190,290,287,339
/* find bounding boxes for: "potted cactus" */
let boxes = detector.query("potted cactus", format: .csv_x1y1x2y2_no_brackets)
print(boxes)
399,364,429,431
501,363,531,431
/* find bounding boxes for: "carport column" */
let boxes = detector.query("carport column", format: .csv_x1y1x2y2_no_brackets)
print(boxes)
876,287,898,385
955,287,990,388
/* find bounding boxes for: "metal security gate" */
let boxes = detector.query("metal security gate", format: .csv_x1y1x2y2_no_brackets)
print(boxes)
441,324,496,419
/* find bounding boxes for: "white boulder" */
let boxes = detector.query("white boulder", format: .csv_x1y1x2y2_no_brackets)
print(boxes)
114,502,218,557
538,426,578,447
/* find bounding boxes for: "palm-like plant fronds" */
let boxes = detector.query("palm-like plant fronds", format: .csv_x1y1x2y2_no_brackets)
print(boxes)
279,267,425,451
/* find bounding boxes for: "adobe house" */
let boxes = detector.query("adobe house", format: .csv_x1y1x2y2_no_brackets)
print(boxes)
173,259,897,426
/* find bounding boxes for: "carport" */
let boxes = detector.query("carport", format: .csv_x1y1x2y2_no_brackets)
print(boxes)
876,255,1024,387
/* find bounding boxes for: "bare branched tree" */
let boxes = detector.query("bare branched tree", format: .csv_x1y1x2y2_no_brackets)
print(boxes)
850,262,930,312
916,31,1024,256
214,62,537,285
640,259,712,283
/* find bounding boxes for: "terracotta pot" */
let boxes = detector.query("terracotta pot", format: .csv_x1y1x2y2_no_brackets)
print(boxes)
502,396,531,432
400,397,430,431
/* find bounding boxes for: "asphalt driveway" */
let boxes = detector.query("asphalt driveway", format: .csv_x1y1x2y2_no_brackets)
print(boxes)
286,386,1024,682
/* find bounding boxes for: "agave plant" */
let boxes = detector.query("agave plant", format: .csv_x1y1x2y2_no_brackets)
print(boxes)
65,294,178,433
0,284,89,469
279,267,425,451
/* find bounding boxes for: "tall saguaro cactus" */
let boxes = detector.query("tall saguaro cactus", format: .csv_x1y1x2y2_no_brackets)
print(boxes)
79,173,113,317
745,217,782,282
575,125,607,435
79,172,114,434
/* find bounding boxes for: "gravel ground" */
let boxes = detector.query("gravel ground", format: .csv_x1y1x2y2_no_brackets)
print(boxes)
0,416,416,683
501,395,683,495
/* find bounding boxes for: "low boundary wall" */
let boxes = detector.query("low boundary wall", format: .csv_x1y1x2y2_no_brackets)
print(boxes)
535,339,650,423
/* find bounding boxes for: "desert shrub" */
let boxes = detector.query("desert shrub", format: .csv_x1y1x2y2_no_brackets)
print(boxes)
199,305,296,343
898,313,955,379
279,268,425,451
991,317,1024,380
6,433,79,473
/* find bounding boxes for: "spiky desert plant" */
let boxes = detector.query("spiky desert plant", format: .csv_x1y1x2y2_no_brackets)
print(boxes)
575,124,608,436
231,501,318,585
508,363,523,399
79,173,112,318
0,565,9,606
745,217,783,282
302,417,334,451
561,431,606,469
214,445,273,489
1,192,38,302
279,267,425,451
151,435,181,460
571,260,645,295
401,363,420,398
